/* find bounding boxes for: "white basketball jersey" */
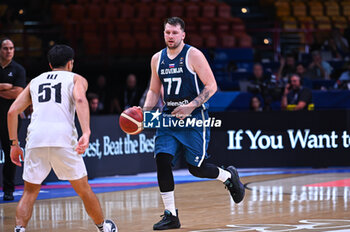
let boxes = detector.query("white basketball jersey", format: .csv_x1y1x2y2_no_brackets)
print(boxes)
26,70,78,149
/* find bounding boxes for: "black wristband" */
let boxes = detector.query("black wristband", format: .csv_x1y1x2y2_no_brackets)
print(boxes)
10,139,18,146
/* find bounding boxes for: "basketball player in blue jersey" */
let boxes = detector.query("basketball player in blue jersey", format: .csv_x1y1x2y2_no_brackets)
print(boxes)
143,17,245,230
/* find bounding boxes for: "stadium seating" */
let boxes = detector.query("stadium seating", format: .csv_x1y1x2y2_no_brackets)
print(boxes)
135,3,152,18
0,3,8,17
298,16,314,29
309,1,324,17
324,1,340,17
86,4,101,20
153,4,168,19
51,4,67,24
275,0,290,17
341,1,350,17
49,0,251,57
116,33,136,54
219,34,235,48
83,34,101,56
135,33,154,54
238,33,252,48
217,2,231,18
331,16,348,29
132,19,148,34
103,3,118,19
204,33,218,48
291,1,307,17
106,34,119,54
68,4,85,21
185,2,200,18
281,16,298,30
187,34,204,48
169,4,184,18
119,3,134,18
201,2,216,18
314,16,332,30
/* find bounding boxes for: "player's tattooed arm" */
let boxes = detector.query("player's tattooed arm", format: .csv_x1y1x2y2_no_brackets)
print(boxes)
191,86,210,107
187,47,217,109
173,86,211,119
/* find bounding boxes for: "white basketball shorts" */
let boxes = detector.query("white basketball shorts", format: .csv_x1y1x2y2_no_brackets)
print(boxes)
23,147,87,184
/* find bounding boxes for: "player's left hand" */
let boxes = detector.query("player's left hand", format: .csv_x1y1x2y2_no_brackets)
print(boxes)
10,145,24,167
76,133,90,155
171,104,196,120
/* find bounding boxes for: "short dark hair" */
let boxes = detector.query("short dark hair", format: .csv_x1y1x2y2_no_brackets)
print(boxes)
87,92,99,101
164,17,185,31
290,73,301,81
47,44,74,68
0,38,14,48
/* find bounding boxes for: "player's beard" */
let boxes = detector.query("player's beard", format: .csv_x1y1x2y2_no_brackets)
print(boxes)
166,40,181,50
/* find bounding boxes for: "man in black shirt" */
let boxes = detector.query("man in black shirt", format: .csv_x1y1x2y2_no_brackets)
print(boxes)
281,74,312,111
0,38,26,201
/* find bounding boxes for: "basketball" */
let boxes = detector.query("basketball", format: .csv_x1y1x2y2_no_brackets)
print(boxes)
119,106,144,135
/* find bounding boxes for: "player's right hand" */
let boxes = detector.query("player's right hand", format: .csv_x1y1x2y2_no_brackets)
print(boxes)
10,145,24,167
76,133,90,155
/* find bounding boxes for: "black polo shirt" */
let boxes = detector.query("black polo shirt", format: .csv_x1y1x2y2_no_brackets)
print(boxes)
287,87,313,110
0,60,26,111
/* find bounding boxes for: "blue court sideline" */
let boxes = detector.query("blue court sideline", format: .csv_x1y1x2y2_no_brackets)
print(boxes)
1,167,350,204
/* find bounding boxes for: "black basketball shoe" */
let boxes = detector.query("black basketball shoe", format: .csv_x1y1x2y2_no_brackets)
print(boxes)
153,209,181,230
3,191,14,201
224,166,245,203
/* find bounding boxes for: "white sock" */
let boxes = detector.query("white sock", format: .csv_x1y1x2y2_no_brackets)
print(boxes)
216,167,231,182
14,226,25,232
96,221,104,232
160,191,176,216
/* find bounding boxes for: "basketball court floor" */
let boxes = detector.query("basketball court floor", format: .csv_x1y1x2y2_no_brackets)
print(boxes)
1,167,350,232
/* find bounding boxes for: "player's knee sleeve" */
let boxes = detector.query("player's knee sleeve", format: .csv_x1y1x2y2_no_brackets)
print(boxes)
156,153,174,192
188,162,219,179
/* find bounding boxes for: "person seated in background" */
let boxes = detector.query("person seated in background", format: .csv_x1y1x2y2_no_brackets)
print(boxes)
334,62,350,90
89,74,110,114
296,63,307,79
277,53,296,82
248,63,281,111
323,28,349,60
87,92,101,115
281,74,313,111
307,50,333,80
344,27,350,49
249,96,263,112
249,63,271,84
139,80,164,109
110,73,142,114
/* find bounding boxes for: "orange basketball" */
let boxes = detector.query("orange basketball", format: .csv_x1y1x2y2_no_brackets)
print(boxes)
119,106,143,135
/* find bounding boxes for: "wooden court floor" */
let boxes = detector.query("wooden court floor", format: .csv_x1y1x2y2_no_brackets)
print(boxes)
1,173,350,232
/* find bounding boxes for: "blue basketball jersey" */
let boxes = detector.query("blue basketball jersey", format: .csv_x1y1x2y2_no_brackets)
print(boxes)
157,44,209,113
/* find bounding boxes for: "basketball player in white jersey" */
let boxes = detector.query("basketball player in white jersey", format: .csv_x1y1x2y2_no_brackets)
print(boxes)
7,45,117,232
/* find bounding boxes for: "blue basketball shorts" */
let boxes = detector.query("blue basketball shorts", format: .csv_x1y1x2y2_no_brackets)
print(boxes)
154,110,210,167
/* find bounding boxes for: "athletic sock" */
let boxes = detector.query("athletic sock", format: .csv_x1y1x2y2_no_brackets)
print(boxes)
14,226,25,232
160,191,177,216
216,167,231,182
96,221,104,232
